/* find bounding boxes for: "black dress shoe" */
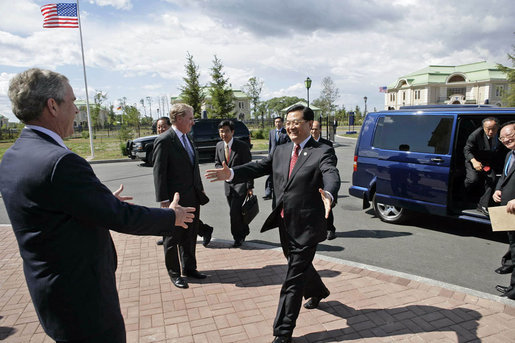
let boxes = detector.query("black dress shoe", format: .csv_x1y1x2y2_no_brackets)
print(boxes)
171,275,188,289
327,230,336,240
233,239,243,248
476,205,489,217
496,285,512,294
263,195,272,200
304,290,330,309
156,239,163,245
184,270,207,279
495,265,514,274
272,335,291,343
202,227,213,247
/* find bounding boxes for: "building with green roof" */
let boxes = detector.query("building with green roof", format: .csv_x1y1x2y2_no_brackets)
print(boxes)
385,61,510,109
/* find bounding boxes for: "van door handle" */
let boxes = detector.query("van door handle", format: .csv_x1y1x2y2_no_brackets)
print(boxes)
431,157,444,163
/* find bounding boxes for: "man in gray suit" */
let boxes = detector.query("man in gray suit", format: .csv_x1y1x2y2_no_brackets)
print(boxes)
0,68,194,342
152,103,210,289
264,116,290,201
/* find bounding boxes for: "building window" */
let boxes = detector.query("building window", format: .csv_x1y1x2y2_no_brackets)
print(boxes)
447,87,465,97
448,75,466,83
414,90,421,100
238,101,245,109
495,85,505,97
402,92,406,101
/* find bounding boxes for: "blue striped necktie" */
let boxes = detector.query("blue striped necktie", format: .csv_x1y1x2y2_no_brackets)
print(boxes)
182,134,194,164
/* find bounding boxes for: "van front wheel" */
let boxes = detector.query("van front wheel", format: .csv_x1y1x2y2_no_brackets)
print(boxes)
372,195,407,223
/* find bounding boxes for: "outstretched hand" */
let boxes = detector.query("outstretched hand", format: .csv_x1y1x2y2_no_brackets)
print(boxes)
169,192,196,228
319,188,332,219
507,199,515,214
205,161,231,182
113,184,134,203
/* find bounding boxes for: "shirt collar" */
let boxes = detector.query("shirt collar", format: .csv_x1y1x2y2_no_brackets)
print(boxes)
172,125,186,140
25,125,68,150
292,135,312,154
225,137,234,149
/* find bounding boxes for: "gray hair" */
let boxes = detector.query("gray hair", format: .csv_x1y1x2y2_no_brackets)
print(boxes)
169,103,193,124
8,68,69,123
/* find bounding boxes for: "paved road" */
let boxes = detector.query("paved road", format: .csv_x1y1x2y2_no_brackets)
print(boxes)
0,135,511,297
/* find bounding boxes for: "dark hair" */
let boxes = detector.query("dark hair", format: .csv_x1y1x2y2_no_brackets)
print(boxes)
218,119,234,131
482,117,499,126
157,116,171,126
273,116,283,122
287,104,314,121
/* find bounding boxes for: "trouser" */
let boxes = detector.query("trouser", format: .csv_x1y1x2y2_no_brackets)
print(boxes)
265,175,273,197
227,190,249,241
164,204,200,275
327,211,335,233
509,232,515,288
55,318,126,343
273,221,329,337
464,164,496,208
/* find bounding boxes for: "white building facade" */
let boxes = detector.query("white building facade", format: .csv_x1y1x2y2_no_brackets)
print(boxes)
385,61,510,109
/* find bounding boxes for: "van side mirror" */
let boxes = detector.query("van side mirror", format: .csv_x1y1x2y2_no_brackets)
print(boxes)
399,144,410,151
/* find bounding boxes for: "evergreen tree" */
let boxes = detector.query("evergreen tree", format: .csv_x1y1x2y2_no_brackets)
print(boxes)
208,55,235,118
179,53,205,118
497,48,515,107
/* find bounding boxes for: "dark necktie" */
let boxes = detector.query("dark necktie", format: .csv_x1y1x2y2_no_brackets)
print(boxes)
507,151,515,175
182,134,194,164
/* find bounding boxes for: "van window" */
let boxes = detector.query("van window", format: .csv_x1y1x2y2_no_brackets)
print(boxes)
373,115,453,154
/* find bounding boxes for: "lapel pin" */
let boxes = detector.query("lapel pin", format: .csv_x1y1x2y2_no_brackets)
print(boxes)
303,152,307,156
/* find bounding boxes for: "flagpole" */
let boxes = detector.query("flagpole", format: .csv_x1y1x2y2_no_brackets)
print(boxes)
76,0,94,159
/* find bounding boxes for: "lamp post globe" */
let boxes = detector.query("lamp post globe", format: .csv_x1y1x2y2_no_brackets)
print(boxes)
305,77,312,107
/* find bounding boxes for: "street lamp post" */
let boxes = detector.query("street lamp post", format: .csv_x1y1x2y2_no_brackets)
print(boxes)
305,77,312,107
364,96,368,117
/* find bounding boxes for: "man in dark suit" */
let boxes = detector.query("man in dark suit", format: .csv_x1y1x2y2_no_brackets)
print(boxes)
264,116,290,201
152,103,210,289
492,121,515,298
464,117,507,215
311,120,337,240
215,120,254,247
206,105,340,343
0,68,195,343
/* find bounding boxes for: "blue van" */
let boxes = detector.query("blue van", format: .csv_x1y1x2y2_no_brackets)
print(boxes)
349,105,515,225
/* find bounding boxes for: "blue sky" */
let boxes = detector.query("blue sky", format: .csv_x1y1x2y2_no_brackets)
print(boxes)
0,0,514,122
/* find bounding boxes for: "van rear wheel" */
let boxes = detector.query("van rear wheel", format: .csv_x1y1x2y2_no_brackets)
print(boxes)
372,194,408,223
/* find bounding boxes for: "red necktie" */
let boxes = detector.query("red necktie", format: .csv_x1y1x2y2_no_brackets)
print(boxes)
282,145,300,218
288,145,300,178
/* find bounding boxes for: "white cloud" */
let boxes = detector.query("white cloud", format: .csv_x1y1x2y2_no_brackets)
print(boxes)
88,0,132,10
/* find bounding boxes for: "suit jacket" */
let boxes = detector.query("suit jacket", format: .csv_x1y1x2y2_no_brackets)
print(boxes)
215,139,253,197
152,128,209,207
233,138,340,247
318,137,333,147
268,127,289,155
0,128,175,340
496,150,515,205
464,127,508,172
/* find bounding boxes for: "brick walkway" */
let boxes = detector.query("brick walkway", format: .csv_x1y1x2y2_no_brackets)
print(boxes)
1,226,515,342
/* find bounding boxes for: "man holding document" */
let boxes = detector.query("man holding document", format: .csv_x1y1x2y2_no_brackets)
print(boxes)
492,121,515,299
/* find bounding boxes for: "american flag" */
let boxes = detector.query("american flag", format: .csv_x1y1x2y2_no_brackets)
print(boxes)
379,86,387,93
41,3,79,28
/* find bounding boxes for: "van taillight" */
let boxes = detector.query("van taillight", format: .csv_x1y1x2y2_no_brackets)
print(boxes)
353,155,358,172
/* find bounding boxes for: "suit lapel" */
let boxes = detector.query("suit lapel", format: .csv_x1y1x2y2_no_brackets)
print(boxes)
228,141,236,166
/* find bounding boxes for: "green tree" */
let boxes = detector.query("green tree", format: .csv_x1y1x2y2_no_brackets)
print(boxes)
124,105,141,136
208,55,235,118
262,96,305,120
179,52,205,118
243,77,264,126
91,90,107,130
497,49,515,107
313,76,340,118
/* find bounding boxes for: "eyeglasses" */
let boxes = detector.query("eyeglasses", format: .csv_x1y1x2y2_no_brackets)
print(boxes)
499,133,515,143
285,120,306,127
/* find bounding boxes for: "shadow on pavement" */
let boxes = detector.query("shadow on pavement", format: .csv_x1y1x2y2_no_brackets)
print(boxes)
0,316,17,340
302,302,481,343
